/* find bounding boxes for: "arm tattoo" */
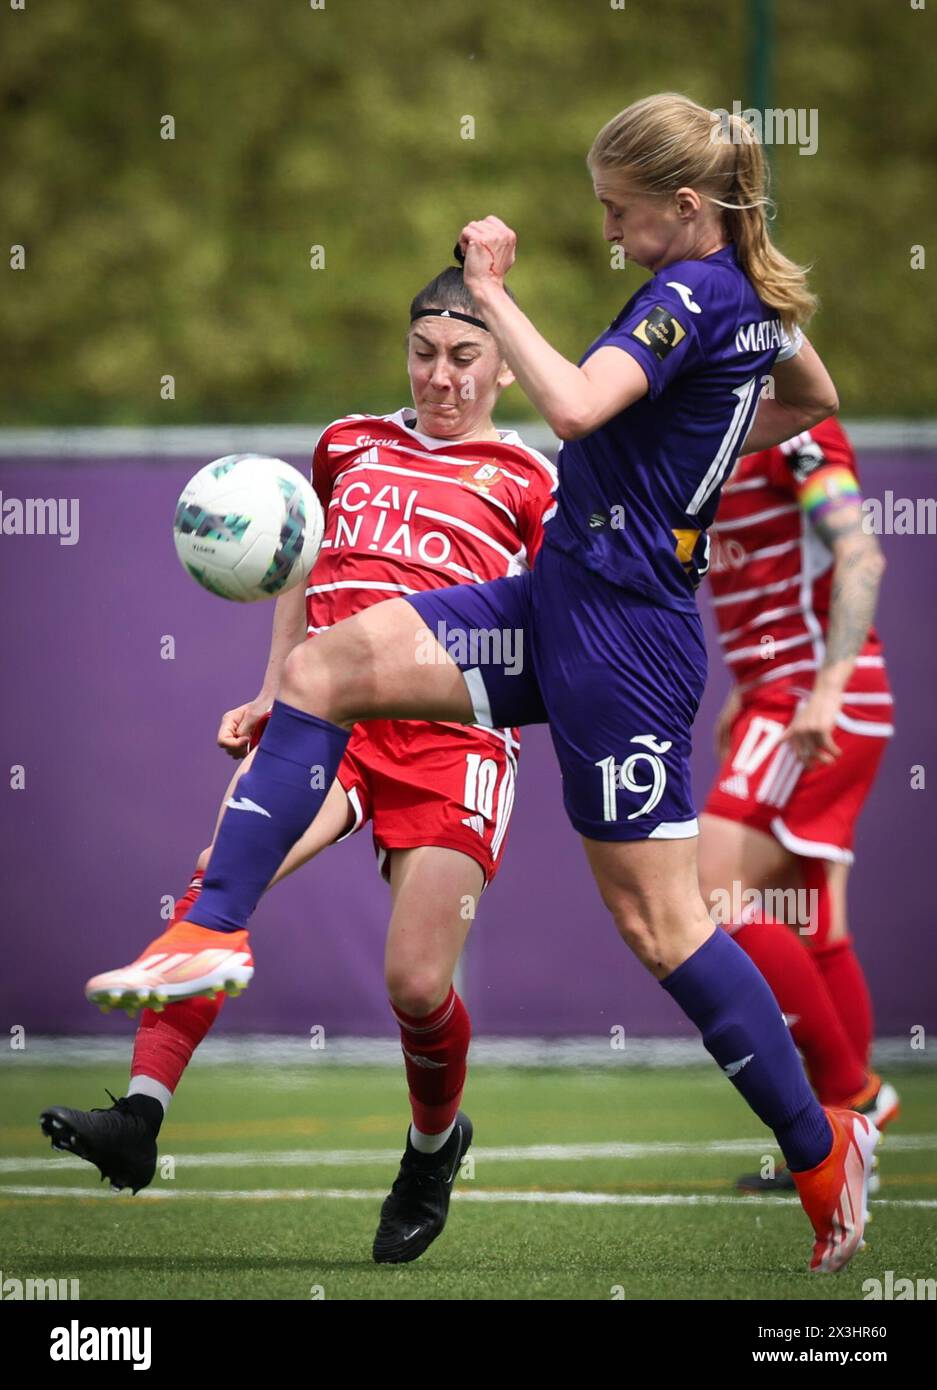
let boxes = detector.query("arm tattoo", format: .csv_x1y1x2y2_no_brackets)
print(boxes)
812,507,884,668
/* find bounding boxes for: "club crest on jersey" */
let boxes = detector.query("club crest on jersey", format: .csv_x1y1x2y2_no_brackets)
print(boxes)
632,306,686,361
458,463,503,494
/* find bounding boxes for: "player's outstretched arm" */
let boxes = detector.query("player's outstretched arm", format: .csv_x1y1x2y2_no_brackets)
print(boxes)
217,582,307,758
743,338,839,454
457,216,649,439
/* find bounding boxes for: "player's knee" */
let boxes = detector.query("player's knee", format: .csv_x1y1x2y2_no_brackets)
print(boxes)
604,894,657,956
386,968,450,1019
196,848,211,873
279,636,340,717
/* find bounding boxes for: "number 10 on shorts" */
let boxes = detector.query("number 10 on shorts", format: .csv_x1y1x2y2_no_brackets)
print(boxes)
595,736,672,822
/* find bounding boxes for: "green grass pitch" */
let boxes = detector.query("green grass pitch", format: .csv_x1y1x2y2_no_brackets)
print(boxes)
2,1060,935,1301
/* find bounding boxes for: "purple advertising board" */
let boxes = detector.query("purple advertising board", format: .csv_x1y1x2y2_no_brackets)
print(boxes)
1,446,934,1037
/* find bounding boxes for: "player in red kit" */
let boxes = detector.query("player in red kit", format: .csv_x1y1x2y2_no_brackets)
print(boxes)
698,415,898,1192
41,266,556,1264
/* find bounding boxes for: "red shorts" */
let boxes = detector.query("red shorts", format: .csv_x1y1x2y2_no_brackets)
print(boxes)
251,713,517,884
703,687,892,864
334,720,517,884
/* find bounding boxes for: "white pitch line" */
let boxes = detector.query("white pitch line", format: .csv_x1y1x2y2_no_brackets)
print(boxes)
2,1185,937,1209
7,1133,936,1175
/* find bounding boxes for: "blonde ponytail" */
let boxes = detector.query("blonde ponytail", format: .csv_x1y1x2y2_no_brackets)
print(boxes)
588,93,817,333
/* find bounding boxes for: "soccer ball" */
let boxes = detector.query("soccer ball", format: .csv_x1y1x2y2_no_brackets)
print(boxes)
173,454,324,602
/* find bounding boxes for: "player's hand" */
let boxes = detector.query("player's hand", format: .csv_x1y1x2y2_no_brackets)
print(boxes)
714,687,742,759
781,691,842,766
217,698,272,759
457,216,516,295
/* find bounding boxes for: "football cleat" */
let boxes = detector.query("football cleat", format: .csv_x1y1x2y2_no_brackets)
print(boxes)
372,1112,473,1265
791,1107,880,1274
85,920,253,1015
853,1076,900,1132
736,1157,879,1197
736,1073,897,1194
39,1092,160,1194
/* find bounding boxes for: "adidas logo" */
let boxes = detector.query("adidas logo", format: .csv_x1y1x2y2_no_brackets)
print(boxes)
461,814,485,836
719,772,749,799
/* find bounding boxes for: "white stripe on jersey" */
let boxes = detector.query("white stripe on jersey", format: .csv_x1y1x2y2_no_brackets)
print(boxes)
855,656,885,668
838,692,894,705
711,575,801,608
739,658,820,692
306,580,418,596
718,604,804,644
732,537,803,566
722,475,771,493
714,502,800,533
414,504,522,565
687,375,759,517
725,632,815,664
332,432,536,487
797,509,827,676
446,560,484,582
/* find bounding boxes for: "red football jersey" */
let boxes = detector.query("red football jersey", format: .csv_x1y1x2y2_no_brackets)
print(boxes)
306,408,556,631
708,417,892,727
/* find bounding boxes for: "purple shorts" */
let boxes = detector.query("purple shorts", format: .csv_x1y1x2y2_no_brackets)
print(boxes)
406,543,707,842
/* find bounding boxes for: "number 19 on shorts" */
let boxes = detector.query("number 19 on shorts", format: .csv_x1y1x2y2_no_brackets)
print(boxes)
595,736,672,822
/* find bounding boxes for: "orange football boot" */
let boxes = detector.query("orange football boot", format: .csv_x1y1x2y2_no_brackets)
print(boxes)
791,1107,880,1273
85,919,253,1016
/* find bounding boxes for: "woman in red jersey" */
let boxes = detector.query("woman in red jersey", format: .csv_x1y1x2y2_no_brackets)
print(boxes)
42,266,556,1266
698,415,898,1190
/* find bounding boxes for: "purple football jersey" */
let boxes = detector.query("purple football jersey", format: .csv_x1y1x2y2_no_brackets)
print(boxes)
544,244,799,612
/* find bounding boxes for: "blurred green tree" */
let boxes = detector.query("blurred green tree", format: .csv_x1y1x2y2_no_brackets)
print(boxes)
1,0,933,424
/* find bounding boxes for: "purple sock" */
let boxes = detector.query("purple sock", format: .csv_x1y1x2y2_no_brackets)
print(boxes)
187,700,350,932
661,929,832,1172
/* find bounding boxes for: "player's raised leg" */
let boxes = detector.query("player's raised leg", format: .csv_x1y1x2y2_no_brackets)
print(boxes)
84,747,355,1013
186,597,476,937
47,768,357,1187
372,845,480,1263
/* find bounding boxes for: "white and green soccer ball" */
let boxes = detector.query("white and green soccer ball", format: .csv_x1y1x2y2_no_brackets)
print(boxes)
173,454,324,602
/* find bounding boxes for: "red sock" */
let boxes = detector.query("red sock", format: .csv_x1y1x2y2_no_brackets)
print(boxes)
131,993,225,1093
392,986,471,1135
729,919,866,1105
130,867,224,1095
811,938,874,1071
171,869,205,927
795,857,875,1071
